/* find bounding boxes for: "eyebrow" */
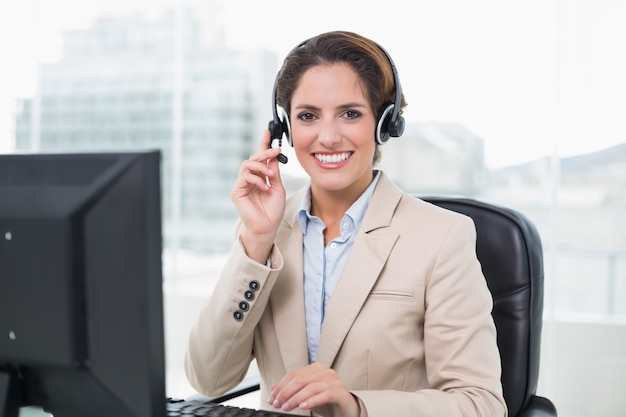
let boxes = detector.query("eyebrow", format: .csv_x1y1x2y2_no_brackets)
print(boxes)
293,102,369,112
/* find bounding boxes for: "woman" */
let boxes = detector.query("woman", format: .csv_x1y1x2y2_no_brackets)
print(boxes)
185,31,507,417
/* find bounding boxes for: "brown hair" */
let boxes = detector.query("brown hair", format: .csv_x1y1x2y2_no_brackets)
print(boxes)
275,31,407,164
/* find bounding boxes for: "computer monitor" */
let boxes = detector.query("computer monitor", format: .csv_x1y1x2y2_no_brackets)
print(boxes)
0,150,165,417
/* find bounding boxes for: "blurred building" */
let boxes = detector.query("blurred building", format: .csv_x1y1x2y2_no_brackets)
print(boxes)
14,9,277,253
380,122,486,196
488,143,626,248
12,9,491,252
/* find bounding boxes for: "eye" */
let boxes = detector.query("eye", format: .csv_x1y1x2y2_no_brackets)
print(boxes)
297,112,317,122
343,110,362,120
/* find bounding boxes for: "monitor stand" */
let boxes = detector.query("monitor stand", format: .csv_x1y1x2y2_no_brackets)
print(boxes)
0,370,20,417
17,408,52,417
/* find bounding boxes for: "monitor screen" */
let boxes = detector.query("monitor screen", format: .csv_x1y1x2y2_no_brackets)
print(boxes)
0,150,165,417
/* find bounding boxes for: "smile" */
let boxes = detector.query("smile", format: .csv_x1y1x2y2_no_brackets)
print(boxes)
314,152,352,164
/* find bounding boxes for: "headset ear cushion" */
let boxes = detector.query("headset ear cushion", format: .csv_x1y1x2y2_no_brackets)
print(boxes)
376,103,405,144
268,118,283,140
277,106,292,146
389,113,405,138
268,106,292,146
376,104,395,144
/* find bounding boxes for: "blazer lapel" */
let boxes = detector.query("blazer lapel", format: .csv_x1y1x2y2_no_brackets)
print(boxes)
270,189,310,372
316,173,403,367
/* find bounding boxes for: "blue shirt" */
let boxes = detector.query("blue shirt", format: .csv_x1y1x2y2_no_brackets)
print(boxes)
297,171,381,363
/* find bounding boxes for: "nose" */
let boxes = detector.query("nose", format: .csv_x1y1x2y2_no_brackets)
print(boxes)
317,118,341,148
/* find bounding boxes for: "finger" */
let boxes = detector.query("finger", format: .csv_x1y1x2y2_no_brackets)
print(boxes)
265,153,283,188
240,157,273,178
295,386,332,410
232,171,270,197
268,373,299,409
278,382,323,412
247,147,282,167
241,152,283,186
259,129,273,152
244,158,280,192
269,368,319,410
232,157,275,193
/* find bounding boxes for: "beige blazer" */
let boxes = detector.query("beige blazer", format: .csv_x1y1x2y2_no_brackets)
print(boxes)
185,172,507,417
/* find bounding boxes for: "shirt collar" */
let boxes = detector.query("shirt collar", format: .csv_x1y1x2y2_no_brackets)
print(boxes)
297,170,381,234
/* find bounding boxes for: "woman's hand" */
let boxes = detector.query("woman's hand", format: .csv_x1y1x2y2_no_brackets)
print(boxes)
268,363,361,417
230,130,286,264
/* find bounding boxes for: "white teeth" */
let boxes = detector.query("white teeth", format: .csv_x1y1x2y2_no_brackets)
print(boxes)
315,152,351,163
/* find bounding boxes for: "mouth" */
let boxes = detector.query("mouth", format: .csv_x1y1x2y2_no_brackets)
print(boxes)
314,152,353,164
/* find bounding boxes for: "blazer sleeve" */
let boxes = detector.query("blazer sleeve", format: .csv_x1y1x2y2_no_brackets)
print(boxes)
352,214,507,417
184,235,284,397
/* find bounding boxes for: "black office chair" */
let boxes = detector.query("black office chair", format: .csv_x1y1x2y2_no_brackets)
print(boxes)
199,197,557,417
424,197,557,417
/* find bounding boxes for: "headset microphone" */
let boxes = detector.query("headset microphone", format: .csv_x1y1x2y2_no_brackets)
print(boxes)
268,78,289,164
276,152,288,164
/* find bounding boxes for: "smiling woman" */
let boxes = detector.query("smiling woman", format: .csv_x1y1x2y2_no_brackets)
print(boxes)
184,30,507,417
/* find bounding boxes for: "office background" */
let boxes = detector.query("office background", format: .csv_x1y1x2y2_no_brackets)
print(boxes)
1,1,625,416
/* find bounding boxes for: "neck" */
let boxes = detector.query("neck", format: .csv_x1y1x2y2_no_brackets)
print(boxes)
310,171,375,222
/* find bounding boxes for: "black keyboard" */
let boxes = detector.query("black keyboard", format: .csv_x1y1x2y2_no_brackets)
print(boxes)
166,397,294,416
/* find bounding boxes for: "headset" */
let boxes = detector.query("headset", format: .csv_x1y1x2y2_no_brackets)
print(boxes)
268,36,405,164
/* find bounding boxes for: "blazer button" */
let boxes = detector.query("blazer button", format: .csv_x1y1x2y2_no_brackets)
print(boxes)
233,311,244,321
239,301,249,312
249,280,260,291
244,290,255,301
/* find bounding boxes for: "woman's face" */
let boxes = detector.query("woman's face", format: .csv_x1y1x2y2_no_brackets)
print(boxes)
290,63,377,197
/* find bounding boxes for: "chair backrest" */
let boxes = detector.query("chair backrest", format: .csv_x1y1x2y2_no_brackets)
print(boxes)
423,197,545,417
